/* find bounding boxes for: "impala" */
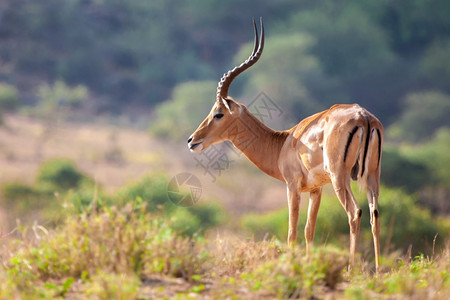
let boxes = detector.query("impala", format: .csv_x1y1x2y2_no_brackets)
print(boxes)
188,18,383,272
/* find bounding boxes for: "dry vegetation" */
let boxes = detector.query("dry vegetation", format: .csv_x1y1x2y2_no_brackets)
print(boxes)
0,201,448,299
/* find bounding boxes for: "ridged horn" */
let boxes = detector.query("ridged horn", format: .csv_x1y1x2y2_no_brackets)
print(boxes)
216,17,264,101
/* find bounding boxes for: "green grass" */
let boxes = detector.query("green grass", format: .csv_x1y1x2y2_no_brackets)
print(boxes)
1,200,449,299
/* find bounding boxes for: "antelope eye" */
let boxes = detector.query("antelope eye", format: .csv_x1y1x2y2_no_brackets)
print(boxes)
214,113,224,119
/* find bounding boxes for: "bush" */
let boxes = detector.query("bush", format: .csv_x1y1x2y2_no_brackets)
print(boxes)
114,173,226,236
0,83,20,111
149,81,216,141
114,173,173,213
37,159,86,191
381,146,435,192
1,159,96,228
387,91,450,142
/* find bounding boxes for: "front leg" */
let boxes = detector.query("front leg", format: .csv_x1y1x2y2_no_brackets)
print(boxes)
287,183,301,246
305,187,322,253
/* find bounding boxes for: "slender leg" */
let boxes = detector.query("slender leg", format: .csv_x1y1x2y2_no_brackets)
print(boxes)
305,188,322,253
331,175,361,270
367,175,381,273
286,183,301,246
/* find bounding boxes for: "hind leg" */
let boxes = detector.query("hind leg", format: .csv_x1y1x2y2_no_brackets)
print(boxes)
330,172,362,270
367,174,381,273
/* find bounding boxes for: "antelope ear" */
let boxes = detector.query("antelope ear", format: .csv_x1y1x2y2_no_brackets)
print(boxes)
221,98,233,114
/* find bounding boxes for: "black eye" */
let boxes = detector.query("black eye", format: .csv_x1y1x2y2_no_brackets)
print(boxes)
214,113,224,119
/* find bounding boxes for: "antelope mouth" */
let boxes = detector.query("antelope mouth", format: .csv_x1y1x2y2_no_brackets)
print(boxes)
188,140,204,152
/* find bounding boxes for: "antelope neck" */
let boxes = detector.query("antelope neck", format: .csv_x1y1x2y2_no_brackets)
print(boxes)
229,107,289,181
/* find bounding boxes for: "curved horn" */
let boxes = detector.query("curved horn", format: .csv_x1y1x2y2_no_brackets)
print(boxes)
216,17,265,101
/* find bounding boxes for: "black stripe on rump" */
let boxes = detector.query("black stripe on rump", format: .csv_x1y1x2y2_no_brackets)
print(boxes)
343,126,359,162
360,118,371,177
376,128,382,167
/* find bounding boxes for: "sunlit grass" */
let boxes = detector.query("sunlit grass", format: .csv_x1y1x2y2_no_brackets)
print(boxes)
1,201,448,299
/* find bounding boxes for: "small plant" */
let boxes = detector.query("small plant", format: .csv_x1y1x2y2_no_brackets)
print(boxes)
36,158,86,191
84,272,140,300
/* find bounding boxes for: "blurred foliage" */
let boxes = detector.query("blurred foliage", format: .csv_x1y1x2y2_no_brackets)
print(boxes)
37,158,86,191
420,39,450,90
388,91,450,142
381,147,435,192
241,185,450,255
0,83,20,111
0,159,94,227
149,81,215,141
0,82,20,124
31,80,88,119
235,33,327,122
403,128,450,188
0,0,449,124
115,173,226,236
1,161,226,237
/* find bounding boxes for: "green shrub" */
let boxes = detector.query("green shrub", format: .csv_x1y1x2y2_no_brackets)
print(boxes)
381,146,435,192
36,159,86,191
387,91,450,142
401,128,450,188
114,173,172,213
149,81,216,141
0,159,98,228
0,83,20,111
114,174,226,236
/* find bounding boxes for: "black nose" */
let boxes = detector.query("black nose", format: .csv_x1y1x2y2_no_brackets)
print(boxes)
187,137,192,143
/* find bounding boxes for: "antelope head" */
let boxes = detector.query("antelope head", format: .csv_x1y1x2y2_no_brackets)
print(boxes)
187,18,264,152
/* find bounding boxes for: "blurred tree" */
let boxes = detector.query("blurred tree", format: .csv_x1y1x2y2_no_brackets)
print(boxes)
236,33,337,124
378,0,450,56
0,82,20,124
388,91,450,142
420,39,450,92
32,80,88,158
403,128,450,188
0,83,20,111
149,81,215,141
280,4,401,122
0,0,450,123
381,147,435,193
36,81,88,113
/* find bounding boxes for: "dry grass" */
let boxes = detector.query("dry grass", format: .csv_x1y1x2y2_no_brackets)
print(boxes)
1,203,449,299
